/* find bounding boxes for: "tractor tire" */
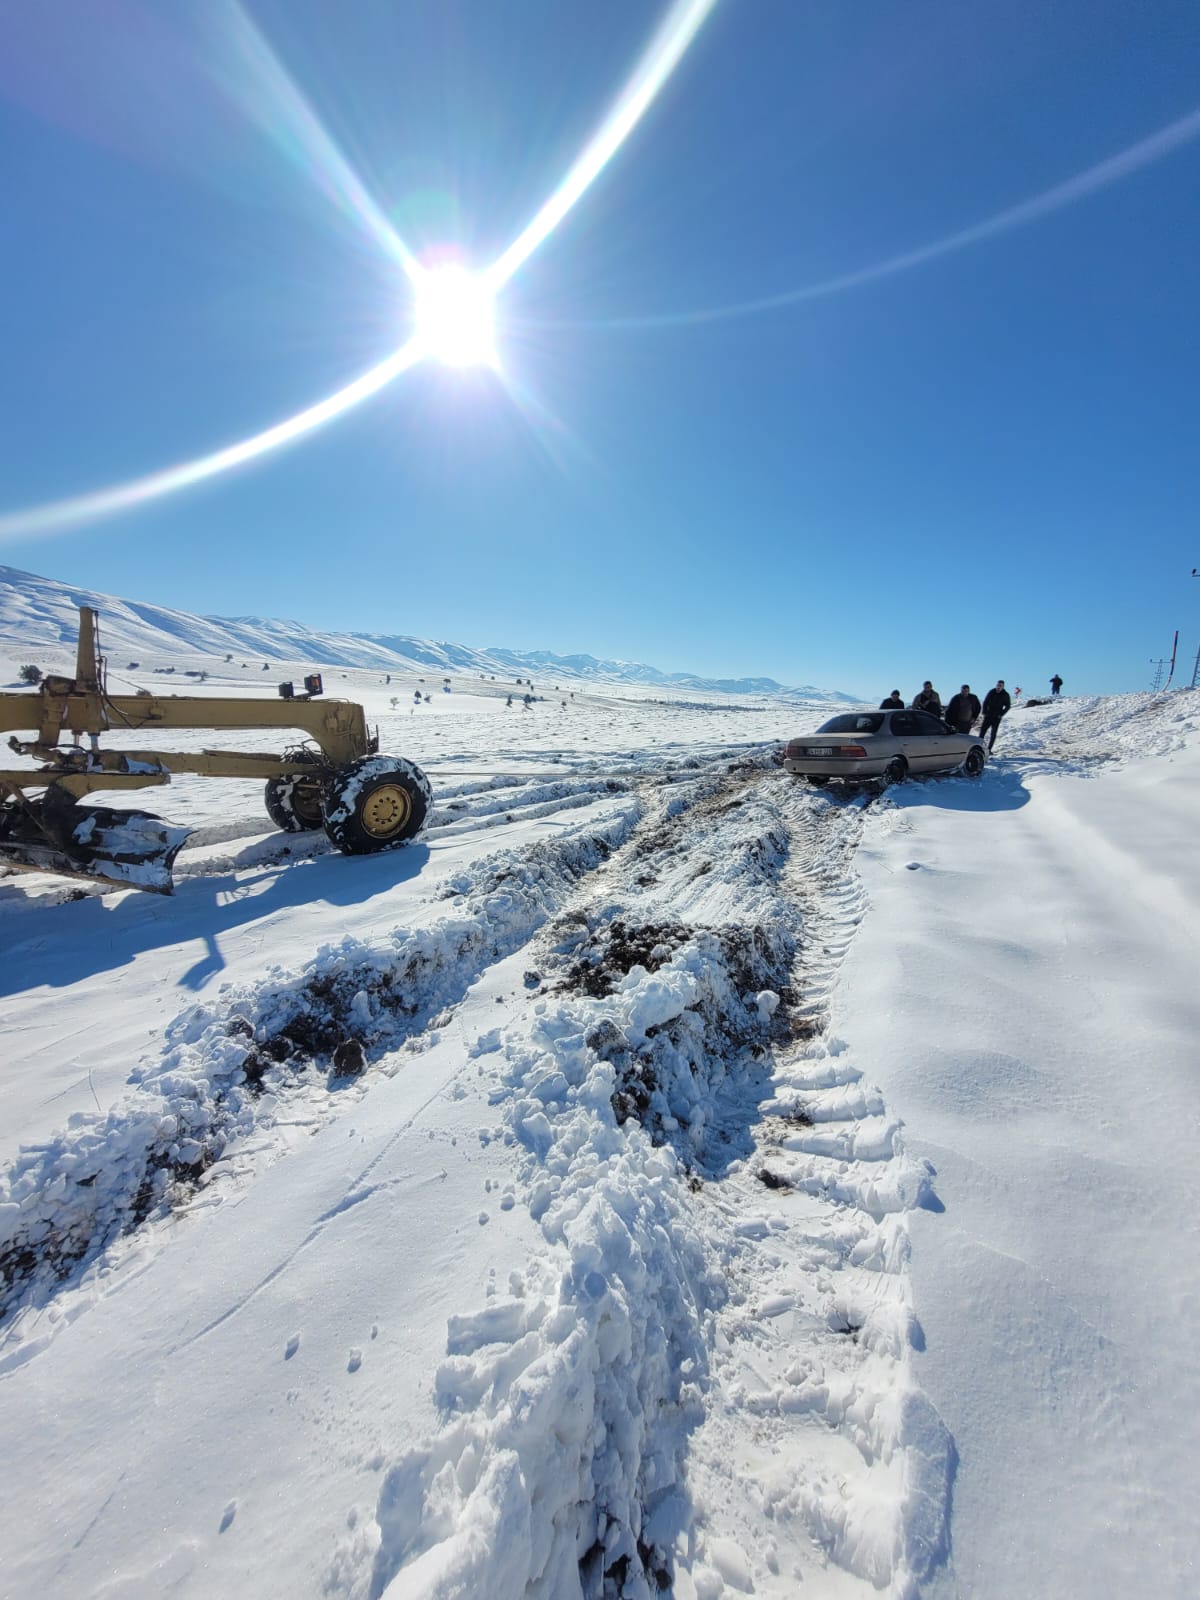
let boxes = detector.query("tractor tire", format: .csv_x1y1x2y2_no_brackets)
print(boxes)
322,756,432,855
962,745,987,778
265,758,325,833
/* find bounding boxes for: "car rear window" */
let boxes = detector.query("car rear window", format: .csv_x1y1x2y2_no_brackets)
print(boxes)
817,714,884,734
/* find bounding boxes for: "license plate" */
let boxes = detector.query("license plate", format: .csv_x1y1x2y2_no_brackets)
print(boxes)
806,746,834,756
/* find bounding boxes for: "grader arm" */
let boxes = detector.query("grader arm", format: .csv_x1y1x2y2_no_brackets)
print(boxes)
0,604,433,894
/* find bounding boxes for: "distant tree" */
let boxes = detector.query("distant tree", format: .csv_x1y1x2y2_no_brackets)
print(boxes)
18,664,42,685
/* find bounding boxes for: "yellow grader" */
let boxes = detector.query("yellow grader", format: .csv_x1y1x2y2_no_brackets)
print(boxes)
0,607,432,893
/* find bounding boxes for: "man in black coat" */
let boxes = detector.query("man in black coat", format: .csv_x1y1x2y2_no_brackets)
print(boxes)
979,680,1012,750
944,684,981,733
879,690,904,709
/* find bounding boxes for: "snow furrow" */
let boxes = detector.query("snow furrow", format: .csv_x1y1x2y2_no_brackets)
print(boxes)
343,769,953,1598
0,800,642,1332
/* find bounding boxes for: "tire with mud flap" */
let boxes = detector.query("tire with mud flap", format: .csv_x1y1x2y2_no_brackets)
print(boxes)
322,755,432,855
880,755,908,789
962,745,986,778
264,755,325,833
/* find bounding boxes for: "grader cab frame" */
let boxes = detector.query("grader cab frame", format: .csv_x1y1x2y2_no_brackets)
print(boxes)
0,607,432,892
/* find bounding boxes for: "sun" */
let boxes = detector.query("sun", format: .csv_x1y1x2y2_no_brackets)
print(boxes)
411,263,497,368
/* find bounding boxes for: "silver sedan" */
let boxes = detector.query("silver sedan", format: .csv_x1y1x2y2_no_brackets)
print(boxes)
783,709,987,787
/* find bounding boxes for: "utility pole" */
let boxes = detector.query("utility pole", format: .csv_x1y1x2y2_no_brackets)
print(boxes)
1192,570,1200,689
1150,658,1169,691
1164,629,1180,688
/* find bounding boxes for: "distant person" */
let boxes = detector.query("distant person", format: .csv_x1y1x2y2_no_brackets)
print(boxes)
912,681,943,717
506,694,513,708
880,690,904,709
944,684,981,733
1050,674,1063,696
979,680,1012,750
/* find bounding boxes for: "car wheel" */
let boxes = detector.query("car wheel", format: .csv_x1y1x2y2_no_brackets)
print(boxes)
879,756,908,789
807,775,830,787
963,746,986,778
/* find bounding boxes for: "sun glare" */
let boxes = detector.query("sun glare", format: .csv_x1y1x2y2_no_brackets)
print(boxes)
412,264,497,369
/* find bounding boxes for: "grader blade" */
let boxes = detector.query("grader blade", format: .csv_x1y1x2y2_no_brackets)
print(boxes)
0,798,192,895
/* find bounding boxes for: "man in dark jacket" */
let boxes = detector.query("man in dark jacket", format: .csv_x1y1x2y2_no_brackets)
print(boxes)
944,684,981,733
880,690,904,709
979,680,1012,750
1050,674,1063,696
912,681,943,717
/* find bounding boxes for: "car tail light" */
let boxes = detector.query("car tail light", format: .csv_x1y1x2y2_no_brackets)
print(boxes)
836,745,868,757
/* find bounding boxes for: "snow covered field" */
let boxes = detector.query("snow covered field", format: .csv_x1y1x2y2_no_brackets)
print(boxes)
1,651,1198,1598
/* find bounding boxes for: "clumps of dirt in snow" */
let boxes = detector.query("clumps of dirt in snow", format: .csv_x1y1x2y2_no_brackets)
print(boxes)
557,917,693,998
0,807,640,1327
358,918,797,1597
548,912,796,1167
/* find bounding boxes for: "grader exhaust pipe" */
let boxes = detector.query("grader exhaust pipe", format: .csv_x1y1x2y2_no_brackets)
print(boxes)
0,607,432,893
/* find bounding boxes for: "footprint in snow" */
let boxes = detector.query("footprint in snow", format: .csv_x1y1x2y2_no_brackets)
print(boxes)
348,1348,363,1373
219,1500,237,1533
285,1333,301,1360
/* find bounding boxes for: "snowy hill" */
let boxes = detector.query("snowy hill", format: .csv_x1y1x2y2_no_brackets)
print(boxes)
0,563,854,701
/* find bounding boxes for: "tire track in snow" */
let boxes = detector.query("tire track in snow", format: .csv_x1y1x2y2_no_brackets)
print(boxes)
683,783,952,1598
353,760,794,1600
346,773,952,1599
0,793,648,1341
0,759,752,1347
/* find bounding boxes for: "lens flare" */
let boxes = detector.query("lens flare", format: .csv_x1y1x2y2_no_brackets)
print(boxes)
0,341,423,540
551,106,1200,331
223,0,420,280
486,0,719,291
0,0,719,541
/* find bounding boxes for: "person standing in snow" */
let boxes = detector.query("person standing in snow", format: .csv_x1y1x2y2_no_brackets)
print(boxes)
912,681,943,716
944,684,981,733
1050,674,1063,696
979,680,1012,750
879,690,904,709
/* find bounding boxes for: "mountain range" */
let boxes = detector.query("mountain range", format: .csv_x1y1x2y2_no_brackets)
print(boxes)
0,563,853,701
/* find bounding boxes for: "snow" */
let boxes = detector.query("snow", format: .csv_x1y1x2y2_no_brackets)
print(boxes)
1,569,1198,1599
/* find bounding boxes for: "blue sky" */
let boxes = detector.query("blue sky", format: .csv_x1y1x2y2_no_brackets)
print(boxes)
1,0,1198,699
